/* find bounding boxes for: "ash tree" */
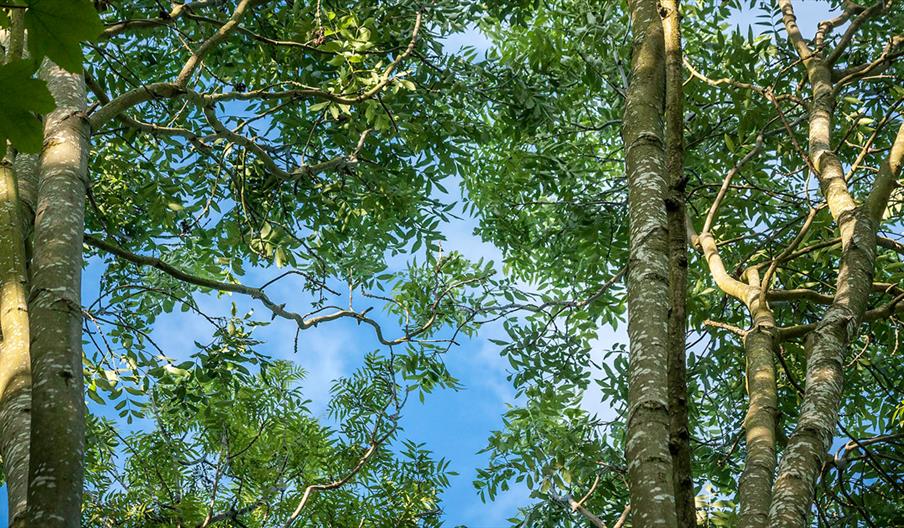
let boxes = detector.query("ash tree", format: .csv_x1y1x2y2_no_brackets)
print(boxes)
1,0,904,527
0,1,495,527
461,0,904,527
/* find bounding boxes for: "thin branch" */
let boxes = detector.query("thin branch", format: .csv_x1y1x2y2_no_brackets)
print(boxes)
549,492,606,528
83,235,462,346
101,1,227,39
826,1,884,65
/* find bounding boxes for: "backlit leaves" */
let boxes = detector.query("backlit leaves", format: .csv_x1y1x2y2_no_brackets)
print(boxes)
25,0,104,72
0,59,54,157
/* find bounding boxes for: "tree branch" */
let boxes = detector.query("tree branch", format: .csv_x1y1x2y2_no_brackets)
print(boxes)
83,235,457,346
101,1,227,39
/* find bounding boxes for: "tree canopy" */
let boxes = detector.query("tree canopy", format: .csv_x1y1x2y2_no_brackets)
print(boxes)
0,0,902,527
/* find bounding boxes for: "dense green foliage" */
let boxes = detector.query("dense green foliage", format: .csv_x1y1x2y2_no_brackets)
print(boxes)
84,358,452,527
1,0,903,526
457,0,904,526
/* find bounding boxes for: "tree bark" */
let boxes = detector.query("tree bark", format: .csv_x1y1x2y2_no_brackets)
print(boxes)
0,11,33,526
26,62,90,528
737,270,777,528
622,1,678,526
660,1,696,526
769,3,904,522
0,157,32,528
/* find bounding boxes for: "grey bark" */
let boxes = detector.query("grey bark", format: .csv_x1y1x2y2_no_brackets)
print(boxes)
26,62,90,528
660,1,696,525
622,0,678,526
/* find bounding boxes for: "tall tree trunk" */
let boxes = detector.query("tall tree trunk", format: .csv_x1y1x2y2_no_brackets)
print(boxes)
768,5,904,520
660,1,695,526
0,157,32,528
26,62,89,528
0,11,33,526
622,1,677,526
737,270,777,528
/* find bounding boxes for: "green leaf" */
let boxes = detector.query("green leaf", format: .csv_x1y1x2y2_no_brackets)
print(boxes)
25,0,104,73
87,388,105,405
0,59,55,158
309,100,330,112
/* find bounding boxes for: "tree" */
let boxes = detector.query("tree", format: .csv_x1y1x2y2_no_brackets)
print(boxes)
465,0,904,526
1,1,493,526
2,1,904,526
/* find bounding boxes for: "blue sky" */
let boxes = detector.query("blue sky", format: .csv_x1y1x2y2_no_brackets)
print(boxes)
0,2,841,527
74,200,543,527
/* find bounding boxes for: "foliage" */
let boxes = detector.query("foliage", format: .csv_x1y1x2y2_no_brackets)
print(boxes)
0,0,102,156
0,59,54,157
84,359,452,527
462,0,904,525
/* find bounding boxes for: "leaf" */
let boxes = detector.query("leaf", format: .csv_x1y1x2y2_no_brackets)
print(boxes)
274,247,287,268
25,0,104,73
309,100,330,113
87,388,105,405
0,59,55,158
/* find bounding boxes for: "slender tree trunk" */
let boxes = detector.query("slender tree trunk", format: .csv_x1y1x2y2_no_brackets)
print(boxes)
26,62,89,528
622,1,677,526
0,157,32,528
0,11,33,526
737,270,777,528
767,39,904,525
660,1,696,526
687,214,779,528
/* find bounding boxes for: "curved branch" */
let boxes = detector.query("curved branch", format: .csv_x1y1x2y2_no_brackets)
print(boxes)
176,0,265,86
100,1,226,39
83,235,451,346
826,1,885,65
283,415,398,528
89,9,422,130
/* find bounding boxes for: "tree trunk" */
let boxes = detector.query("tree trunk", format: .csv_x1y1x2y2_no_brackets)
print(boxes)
0,157,32,528
737,270,777,528
622,1,677,526
660,1,696,526
26,61,89,528
0,11,33,526
767,40,904,525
